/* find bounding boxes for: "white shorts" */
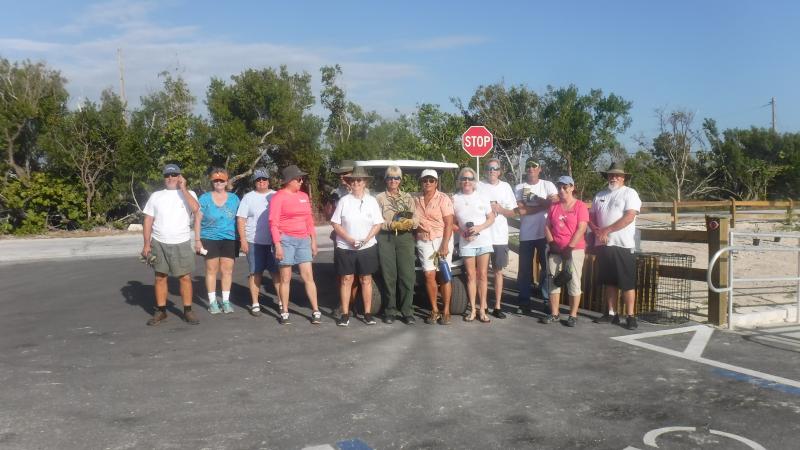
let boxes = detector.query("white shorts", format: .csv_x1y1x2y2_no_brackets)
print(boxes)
416,237,454,272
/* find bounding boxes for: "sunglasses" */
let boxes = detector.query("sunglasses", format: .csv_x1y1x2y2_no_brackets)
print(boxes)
421,178,437,184
486,166,500,171
212,179,227,184
557,184,573,190
526,163,540,169
460,176,475,182
385,176,401,181
255,178,269,182
292,177,304,183
350,178,366,183
164,173,180,178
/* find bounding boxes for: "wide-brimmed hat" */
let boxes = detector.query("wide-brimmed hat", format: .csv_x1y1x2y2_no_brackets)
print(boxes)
343,166,372,180
332,160,355,174
281,165,307,185
600,162,631,179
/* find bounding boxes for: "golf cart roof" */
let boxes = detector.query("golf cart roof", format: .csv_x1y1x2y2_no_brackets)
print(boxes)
354,160,459,170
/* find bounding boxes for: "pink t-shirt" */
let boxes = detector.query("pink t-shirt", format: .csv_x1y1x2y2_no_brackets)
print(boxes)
547,200,589,249
269,189,315,239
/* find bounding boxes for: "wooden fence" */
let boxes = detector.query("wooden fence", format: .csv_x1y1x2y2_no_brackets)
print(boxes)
641,199,797,230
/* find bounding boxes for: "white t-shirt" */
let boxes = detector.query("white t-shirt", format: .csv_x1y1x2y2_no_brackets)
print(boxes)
236,190,275,245
514,179,558,241
590,185,642,248
452,191,494,249
478,180,517,245
331,193,384,250
143,189,198,244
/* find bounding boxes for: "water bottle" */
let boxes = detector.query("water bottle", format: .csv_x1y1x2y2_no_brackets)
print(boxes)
437,257,452,284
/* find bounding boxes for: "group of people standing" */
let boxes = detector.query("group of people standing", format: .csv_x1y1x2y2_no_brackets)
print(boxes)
140,157,642,331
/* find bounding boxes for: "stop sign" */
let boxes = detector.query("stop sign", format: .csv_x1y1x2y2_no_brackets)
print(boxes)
462,126,494,157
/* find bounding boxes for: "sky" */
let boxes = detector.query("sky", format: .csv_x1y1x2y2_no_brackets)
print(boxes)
2,0,798,151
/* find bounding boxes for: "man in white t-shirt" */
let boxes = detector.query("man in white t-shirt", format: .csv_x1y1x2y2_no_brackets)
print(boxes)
514,158,559,314
589,162,642,330
478,158,518,319
141,164,201,326
236,168,279,317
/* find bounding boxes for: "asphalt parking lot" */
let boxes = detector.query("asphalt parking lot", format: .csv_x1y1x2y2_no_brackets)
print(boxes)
1,252,799,449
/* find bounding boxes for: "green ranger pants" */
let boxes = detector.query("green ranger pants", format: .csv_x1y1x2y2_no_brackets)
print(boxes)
377,231,416,318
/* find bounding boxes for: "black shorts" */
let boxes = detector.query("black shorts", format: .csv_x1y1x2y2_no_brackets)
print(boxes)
597,245,636,291
201,239,238,259
491,244,509,270
334,245,379,276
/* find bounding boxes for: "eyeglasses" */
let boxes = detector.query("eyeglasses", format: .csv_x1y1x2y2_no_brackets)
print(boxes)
255,178,268,182
486,166,500,171
212,179,227,184
421,178,437,184
164,173,180,178
385,176,401,181
460,176,475,182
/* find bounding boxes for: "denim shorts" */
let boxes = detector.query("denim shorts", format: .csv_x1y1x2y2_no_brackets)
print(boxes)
279,235,313,266
246,243,278,274
460,245,494,257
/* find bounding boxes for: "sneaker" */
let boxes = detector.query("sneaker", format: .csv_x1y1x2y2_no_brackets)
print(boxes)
364,314,377,325
491,309,507,319
626,315,638,330
539,314,559,324
146,310,168,326
337,314,350,327
208,302,221,315
594,314,619,324
222,302,234,314
566,316,577,327
279,312,291,325
311,310,322,324
383,315,395,324
249,304,261,317
402,315,416,325
183,309,200,325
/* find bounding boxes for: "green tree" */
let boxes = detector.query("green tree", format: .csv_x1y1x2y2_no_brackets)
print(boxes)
539,85,632,196
0,57,68,181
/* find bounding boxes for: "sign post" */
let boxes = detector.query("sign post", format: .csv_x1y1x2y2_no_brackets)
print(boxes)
461,126,494,179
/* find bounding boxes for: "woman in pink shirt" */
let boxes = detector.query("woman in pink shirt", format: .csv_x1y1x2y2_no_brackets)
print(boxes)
541,175,589,327
269,165,321,325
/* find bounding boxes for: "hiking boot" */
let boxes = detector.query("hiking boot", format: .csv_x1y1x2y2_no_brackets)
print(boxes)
337,314,350,327
566,316,577,327
279,312,291,325
491,308,507,319
146,309,168,326
248,304,261,317
383,314,395,324
364,314,377,325
402,315,416,325
594,314,619,324
311,310,322,325
626,315,639,330
208,302,221,315
183,309,200,325
222,302,234,314
539,314,559,324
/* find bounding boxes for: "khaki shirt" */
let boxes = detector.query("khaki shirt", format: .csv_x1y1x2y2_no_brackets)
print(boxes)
414,190,454,240
376,190,418,231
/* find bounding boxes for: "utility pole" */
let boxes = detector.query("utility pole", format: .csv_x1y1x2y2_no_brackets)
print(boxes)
117,48,128,123
770,97,776,133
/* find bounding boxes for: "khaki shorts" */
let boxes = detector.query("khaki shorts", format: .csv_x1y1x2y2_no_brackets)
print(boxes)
150,239,195,276
547,249,585,297
416,237,454,271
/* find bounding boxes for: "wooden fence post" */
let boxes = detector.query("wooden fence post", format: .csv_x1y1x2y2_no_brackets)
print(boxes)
707,215,730,326
729,198,737,228
672,200,678,230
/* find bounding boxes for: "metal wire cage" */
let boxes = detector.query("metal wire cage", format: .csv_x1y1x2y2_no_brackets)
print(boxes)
635,252,695,324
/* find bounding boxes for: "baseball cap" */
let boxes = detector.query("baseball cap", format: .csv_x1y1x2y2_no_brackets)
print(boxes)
420,169,438,179
163,164,181,175
557,175,575,185
525,158,540,168
252,168,269,181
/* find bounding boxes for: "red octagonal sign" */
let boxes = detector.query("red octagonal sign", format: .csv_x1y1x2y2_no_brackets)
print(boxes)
462,126,494,157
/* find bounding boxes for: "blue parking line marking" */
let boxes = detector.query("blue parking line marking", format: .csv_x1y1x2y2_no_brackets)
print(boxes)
337,438,373,450
713,368,800,396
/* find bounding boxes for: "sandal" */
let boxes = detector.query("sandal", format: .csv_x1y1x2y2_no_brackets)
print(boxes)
425,311,442,325
464,310,476,322
439,313,451,325
478,313,491,323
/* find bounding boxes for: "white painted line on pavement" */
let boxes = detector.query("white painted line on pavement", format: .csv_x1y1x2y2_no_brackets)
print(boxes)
612,325,800,389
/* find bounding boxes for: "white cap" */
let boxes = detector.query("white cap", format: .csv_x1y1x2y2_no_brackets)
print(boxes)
420,169,438,179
